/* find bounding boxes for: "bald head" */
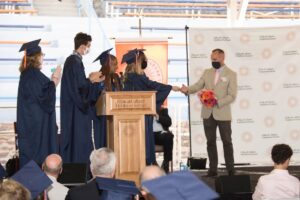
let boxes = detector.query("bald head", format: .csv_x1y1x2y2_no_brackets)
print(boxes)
43,154,63,177
140,166,166,183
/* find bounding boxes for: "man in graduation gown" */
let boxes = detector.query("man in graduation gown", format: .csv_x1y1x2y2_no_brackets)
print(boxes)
60,32,103,163
122,49,180,165
17,39,61,167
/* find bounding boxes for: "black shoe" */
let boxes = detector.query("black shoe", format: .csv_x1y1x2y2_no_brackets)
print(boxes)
228,170,235,176
161,160,170,174
203,171,218,178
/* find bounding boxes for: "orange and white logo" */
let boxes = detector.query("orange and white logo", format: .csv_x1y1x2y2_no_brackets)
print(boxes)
286,64,297,74
261,48,272,59
240,34,250,44
290,129,300,140
241,132,253,143
262,81,272,92
194,33,204,45
239,99,250,109
264,116,275,128
195,134,205,145
144,59,163,83
287,96,298,108
286,31,296,41
239,66,249,76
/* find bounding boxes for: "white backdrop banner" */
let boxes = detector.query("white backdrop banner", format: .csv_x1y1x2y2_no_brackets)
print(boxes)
188,26,300,165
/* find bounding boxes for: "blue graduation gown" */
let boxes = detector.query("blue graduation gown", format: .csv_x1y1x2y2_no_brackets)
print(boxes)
60,54,94,163
17,68,58,167
123,73,172,164
91,76,122,149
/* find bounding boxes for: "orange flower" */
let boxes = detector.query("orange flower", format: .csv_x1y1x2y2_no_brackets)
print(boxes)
197,90,217,108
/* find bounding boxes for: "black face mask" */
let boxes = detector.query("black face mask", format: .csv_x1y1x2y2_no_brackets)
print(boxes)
141,60,148,69
212,61,221,69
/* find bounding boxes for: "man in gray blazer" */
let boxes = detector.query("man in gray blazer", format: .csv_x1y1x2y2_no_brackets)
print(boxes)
181,48,237,177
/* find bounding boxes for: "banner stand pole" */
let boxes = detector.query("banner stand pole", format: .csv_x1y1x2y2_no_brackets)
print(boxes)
184,25,192,158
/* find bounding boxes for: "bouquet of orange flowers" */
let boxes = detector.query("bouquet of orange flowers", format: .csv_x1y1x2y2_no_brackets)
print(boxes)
197,89,217,108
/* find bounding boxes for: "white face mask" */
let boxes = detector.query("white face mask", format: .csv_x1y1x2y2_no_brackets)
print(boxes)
84,47,90,55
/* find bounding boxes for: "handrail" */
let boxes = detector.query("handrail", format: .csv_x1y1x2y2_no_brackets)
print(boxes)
0,40,50,45
124,12,300,18
0,2,31,6
0,0,27,2
0,9,37,14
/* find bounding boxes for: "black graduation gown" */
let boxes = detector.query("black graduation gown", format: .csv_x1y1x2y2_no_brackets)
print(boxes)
17,68,58,167
60,54,94,163
123,73,172,164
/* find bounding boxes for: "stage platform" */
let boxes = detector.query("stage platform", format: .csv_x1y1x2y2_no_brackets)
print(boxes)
192,165,300,192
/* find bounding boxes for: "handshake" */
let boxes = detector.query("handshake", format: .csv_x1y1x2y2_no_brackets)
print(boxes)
172,84,189,95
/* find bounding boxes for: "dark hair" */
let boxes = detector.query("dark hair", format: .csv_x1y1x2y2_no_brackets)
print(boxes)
212,48,224,54
271,144,293,164
74,32,92,50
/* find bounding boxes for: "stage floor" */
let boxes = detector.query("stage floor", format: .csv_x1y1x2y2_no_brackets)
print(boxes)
192,165,300,192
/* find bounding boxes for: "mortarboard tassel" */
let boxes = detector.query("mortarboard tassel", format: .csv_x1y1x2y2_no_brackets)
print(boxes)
24,50,27,70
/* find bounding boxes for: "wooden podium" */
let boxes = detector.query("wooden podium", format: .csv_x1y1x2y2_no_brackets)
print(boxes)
96,91,156,184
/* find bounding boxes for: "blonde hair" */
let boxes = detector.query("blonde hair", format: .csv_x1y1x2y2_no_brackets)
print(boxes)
0,179,31,200
124,52,145,81
19,52,43,73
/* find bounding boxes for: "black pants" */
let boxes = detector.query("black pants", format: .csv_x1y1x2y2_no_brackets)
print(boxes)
154,131,174,162
203,114,234,173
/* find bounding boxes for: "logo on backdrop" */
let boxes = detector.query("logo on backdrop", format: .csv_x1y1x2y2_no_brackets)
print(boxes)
261,48,272,59
144,59,163,83
286,64,297,74
241,132,253,143
194,33,204,45
239,99,250,110
290,130,300,140
262,81,272,92
286,31,296,41
288,96,298,108
240,34,250,44
264,116,275,128
239,66,249,76
195,134,205,145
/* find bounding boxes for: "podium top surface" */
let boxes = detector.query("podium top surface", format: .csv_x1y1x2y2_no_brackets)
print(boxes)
96,91,157,116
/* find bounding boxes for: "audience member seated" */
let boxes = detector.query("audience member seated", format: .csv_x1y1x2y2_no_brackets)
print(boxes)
0,179,31,200
139,166,166,200
43,154,69,200
153,107,174,173
252,143,300,200
141,170,219,200
10,160,52,199
65,147,116,200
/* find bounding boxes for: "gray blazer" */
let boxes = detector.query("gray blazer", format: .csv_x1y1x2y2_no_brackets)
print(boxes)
188,65,237,121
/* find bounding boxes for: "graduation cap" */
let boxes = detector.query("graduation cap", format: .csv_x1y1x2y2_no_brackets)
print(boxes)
142,171,219,200
0,164,6,179
93,48,113,65
96,177,139,200
11,160,52,199
19,39,42,56
121,48,145,65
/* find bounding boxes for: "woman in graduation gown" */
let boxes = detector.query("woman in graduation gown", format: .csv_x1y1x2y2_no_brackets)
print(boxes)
17,39,61,167
122,49,180,165
90,48,122,149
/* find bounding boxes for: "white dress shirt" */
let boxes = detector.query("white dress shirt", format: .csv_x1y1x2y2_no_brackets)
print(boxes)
252,169,300,200
46,175,69,200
